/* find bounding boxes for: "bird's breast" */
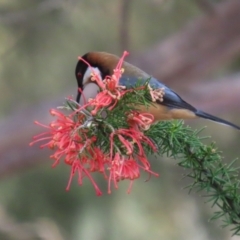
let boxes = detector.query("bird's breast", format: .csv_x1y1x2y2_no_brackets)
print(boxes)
136,103,197,121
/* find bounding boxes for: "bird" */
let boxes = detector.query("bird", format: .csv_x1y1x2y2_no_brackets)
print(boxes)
75,51,240,130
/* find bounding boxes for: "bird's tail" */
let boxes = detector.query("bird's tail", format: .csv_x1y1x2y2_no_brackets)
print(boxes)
195,110,240,130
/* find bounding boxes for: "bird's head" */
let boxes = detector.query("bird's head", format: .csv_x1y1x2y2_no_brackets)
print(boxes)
75,52,121,103
75,52,149,104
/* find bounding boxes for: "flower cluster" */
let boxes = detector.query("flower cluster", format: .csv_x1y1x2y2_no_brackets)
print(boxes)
30,51,159,195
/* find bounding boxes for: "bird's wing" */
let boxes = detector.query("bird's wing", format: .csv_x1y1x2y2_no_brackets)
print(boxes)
119,76,196,112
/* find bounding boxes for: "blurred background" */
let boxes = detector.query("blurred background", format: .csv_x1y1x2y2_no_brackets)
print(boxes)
0,0,240,239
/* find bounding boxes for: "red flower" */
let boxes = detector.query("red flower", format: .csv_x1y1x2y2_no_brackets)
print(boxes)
66,159,102,196
30,51,160,195
111,128,157,156
87,147,108,176
107,153,159,194
107,153,140,194
128,112,155,130
78,51,129,114
88,91,117,115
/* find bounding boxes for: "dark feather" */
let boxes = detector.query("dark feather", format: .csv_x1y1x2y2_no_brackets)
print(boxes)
195,110,240,130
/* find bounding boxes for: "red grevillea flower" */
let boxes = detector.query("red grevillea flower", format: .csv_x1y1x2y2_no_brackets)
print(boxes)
79,51,130,115
128,112,155,130
30,51,159,195
30,109,104,195
110,128,157,157
108,153,159,194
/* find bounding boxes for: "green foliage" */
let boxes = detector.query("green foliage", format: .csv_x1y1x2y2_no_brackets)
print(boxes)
65,80,240,235
146,121,240,235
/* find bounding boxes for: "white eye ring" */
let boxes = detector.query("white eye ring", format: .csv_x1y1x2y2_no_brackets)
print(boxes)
83,66,102,86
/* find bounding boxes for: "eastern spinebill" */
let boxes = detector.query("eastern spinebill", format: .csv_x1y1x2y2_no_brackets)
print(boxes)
75,52,240,130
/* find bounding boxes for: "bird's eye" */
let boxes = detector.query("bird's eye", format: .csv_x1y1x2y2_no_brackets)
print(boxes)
77,72,82,77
